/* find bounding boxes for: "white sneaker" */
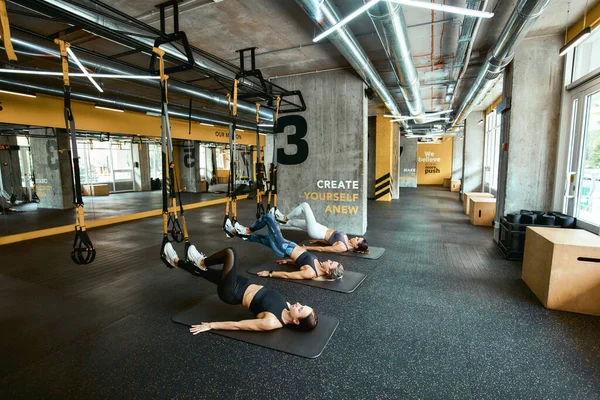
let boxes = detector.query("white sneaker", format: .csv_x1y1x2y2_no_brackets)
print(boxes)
187,245,207,271
269,207,287,224
234,221,249,240
224,218,235,238
162,242,178,268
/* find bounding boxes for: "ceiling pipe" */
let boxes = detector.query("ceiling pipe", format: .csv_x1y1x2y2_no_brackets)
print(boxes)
367,1,426,122
294,0,404,125
15,0,274,121
8,28,273,122
450,0,551,131
0,77,260,131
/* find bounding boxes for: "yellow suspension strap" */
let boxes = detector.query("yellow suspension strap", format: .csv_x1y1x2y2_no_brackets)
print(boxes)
153,47,191,268
223,80,241,237
55,39,95,265
254,103,266,219
0,0,17,61
266,96,281,214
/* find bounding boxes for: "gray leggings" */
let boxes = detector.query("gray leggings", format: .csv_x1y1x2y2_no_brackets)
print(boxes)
285,202,328,240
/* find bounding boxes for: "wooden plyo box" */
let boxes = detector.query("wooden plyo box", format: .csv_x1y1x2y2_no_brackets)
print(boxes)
522,227,600,316
463,192,495,215
468,197,496,226
443,178,451,188
450,180,461,192
82,184,110,196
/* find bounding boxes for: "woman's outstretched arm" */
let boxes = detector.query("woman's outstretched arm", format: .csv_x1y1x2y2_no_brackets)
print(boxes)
190,318,278,333
256,269,315,280
302,242,347,253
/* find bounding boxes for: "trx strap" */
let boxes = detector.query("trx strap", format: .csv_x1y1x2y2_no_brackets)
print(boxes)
223,80,244,237
0,0,17,61
254,103,265,219
154,47,192,268
25,134,40,203
266,96,281,215
55,39,95,265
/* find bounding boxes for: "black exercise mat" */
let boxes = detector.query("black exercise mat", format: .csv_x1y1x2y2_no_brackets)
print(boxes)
171,295,339,358
247,264,366,293
299,241,386,260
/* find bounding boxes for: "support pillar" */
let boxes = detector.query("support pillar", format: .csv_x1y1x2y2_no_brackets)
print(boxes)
179,140,201,192
462,111,485,195
399,137,417,187
29,128,74,210
452,133,463,182
271,69,368,235
132,142,151,192
374,116,394,201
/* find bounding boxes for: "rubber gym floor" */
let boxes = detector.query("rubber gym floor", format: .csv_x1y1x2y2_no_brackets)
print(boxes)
1,187,599,399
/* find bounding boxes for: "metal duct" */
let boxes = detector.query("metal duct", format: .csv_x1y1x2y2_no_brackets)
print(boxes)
13,1,274,121
294,0,402,119
0,77,259,130
451,0,550,130
7,28,273,121
367,1,424,120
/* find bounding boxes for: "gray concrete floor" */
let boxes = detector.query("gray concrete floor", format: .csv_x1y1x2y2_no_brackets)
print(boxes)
1,187,599,399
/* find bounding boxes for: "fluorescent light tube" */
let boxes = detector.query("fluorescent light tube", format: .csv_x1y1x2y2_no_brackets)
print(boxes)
200,122,214,127
0,69,160,79
95,105,124,112
559,26,592,57
146,111,161,117
0,89,36,98
313,0,381,42
386,0,494,18
66,47,103,93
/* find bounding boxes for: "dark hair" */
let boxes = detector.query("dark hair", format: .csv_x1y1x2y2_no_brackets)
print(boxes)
356,238,369,253
327,263,344,280
292,309,318,332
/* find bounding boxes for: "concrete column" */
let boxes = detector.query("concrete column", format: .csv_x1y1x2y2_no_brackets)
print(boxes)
399,137,417,188
271,69,368,235
0,136,22,200
500,35,563,215
375,116,393,201
391,127,400,199
452,134,464,181
29,128,74,210
179,140,201,192
132,142,151,192
367,117,376,199
462,111,485,194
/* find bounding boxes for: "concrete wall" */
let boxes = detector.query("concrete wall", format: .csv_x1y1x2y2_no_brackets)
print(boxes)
132,143,151,192
30,129,74,210
502,35,564,214
272,70,368,235
452,134,464,180
399,137,417,187
462,111,485,194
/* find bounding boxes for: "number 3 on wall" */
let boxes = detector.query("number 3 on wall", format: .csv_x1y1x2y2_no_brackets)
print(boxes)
275,115,309,165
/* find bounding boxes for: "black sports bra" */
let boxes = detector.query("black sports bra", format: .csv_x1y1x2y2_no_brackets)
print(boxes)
327,230,349,249
249,288,289,325
295,251,319,277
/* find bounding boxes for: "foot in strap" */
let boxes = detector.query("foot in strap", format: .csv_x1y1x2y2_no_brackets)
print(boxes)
187,245,207,271
234,221,250,240
224,218,236,238
269,207,287,224
162,242,178,268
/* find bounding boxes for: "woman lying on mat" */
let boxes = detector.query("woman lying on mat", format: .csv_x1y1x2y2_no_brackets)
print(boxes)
270,202,368,254
162,243,318,333
225,213,344,281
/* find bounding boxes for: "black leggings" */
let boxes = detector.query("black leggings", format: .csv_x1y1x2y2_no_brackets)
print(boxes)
177,247,250,305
